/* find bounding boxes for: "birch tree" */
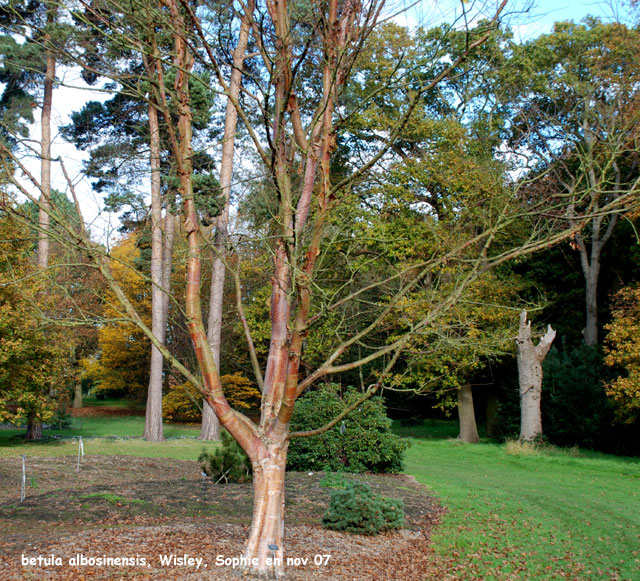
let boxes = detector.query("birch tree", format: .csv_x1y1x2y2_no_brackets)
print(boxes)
4,0,640,575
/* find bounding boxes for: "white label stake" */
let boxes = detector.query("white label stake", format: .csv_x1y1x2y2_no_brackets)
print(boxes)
76,437,84,472
20,455,26,502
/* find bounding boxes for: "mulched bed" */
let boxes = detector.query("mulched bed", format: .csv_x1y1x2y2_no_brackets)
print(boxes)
0,455,448,580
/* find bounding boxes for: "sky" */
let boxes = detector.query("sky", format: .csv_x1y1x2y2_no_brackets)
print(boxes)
21,0,623,243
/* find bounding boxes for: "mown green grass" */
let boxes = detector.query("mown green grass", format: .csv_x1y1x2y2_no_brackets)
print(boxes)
80,396,145,409
405,437,640,579
2,414,638,578
0,416,198,441
0,416,205,460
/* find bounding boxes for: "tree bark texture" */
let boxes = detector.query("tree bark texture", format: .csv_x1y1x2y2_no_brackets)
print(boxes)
457,383,479,443
516,311,556,442
200,0,254,441
73,383,83,409
143,97,165,442
25,420,43,441
37,23,55,269
242,443,288,574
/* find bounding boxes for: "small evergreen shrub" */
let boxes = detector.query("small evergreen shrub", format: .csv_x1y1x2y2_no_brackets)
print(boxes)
322,481,404,535
198,431,252,483
287,384,408,473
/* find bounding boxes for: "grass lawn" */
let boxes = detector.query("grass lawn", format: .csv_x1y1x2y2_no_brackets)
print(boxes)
1,414,638,578
0,416,206,460
406,436,640,579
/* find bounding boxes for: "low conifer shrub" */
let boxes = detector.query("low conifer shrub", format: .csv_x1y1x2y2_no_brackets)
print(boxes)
322,481,404,535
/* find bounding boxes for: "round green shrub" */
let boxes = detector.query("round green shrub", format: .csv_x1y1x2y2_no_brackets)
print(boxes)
322,481,404,535
287,384,408,473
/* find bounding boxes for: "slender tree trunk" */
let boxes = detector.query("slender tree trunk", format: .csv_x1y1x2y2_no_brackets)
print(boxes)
37,22,55,269
242,441,288,575
200,1,253,440
457,383,479,443
583,262,600,346
143,98,165,442
32,16,57,441
485,388,499,438
161,212,175,329
573,204,618,346
516,311,556,442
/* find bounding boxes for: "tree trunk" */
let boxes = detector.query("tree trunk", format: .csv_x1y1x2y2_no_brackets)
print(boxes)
583,264,600,346
200,1,253,440
485,388,499,438
143,96,165,442
37,19,55,269
200,391,220,440
242,442,288,576
25,420,43,441
457,383,479,443
516,311,556,442
73,383,83,409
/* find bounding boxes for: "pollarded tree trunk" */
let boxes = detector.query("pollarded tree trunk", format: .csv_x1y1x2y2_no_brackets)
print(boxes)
516,311,556,442
457,383,479,443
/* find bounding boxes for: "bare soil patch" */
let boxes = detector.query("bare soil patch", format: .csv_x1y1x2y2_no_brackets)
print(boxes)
0,455,446,580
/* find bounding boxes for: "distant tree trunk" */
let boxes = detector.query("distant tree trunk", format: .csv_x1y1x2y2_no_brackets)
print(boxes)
73,383,83,408
32,15,57,441
582,258,601,346
485,388,499,438
25,419,43,441
161,212,175,329
457,383,479,443
516,311,556,442
200,1,253,441
143,95,165,442
569,164,621,346
37,13,55,270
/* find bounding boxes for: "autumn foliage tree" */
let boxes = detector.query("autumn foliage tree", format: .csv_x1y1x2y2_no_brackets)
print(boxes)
0,205,66,439
604,284,640,422
80,234,151,400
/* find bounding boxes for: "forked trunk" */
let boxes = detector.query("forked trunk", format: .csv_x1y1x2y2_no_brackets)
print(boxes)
457,383,479,443
242,441,288,576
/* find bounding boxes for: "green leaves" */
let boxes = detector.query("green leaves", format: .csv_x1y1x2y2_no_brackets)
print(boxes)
322,481,404,535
